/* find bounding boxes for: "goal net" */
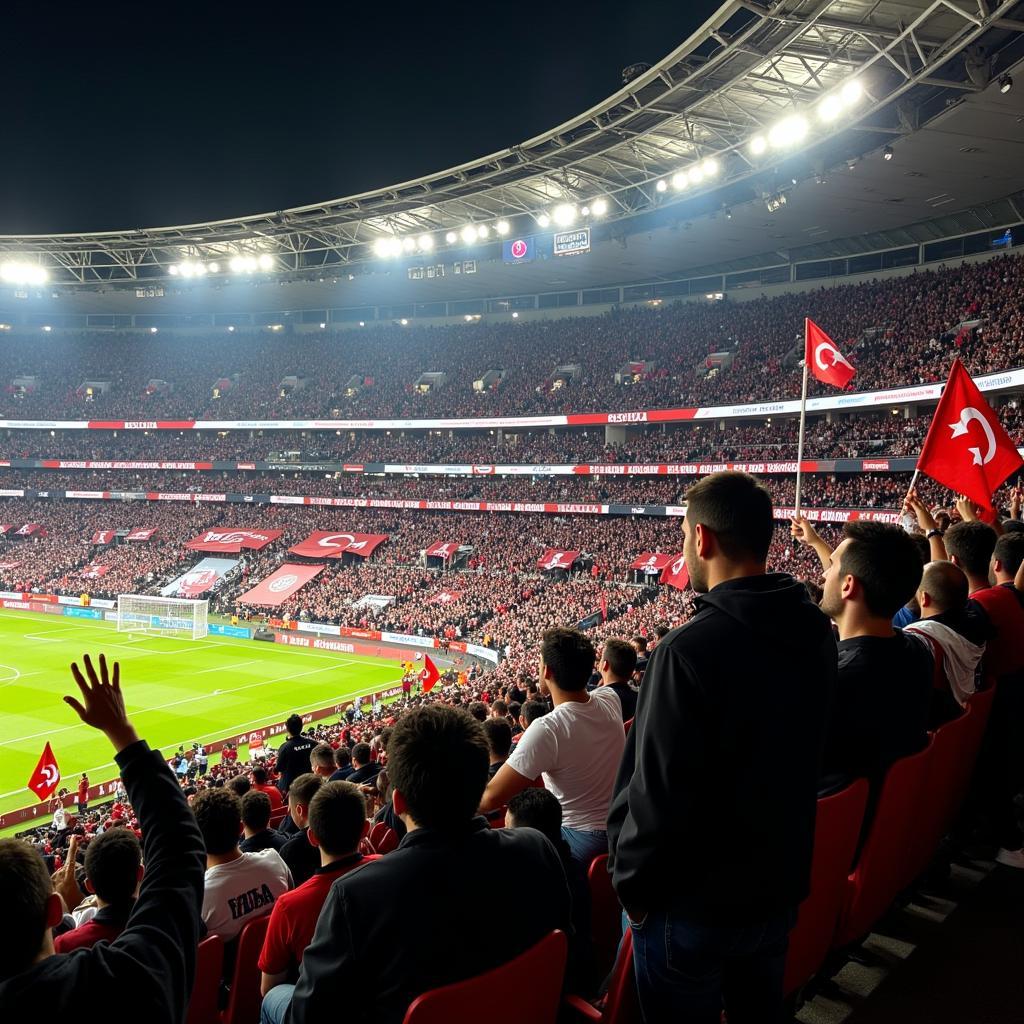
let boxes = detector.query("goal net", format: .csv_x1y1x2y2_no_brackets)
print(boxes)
117,594,209,639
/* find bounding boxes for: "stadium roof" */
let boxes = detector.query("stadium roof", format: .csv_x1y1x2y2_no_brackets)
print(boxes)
2,0,1024,300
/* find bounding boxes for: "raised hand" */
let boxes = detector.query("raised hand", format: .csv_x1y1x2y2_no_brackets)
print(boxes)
64,654,139,753
52,834,84,912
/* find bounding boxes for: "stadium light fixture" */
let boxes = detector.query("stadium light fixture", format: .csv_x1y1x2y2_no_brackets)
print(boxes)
687,165,705,185
841,79,863,105
150,327,159,334
476,225,490,239
461,225,477,244
768,115,809,148
671,172,687,191
999,74,1013,93
581,206,591,217
319,322,327,329
402,237,416,252
42,325,52,332
207,262,219,274
169,264,179,276
399,318,409,325
655,179,668,193
552,204,577,226
536,213,551,228
227,325,235,332
818,94,843,122
592,198,608,216
0,261,49,286
496,220,510,235
417,234,434,251
445,231,457,244
702,158,719,177
883,145,894,161
749,135,767,156
512,312,519,319
358,321,365,327
257,254,274,271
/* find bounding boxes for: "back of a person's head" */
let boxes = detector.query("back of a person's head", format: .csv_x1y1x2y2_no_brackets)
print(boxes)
351,742,372,766
388,705,488,830
630,636,648,653
540,628,595,692
684,470,774,563
467,701,488,722
0,839,53,980
84,827,142,905
227,775,250,797
482,717,512,760
334,746,351,768
993,532,1024,579
909,533,931,567
506,788,563,848
191,788,242,856
310,742,335,771
944,520,997,577
240,790,272,832
285,713,303,736
307,781,367,857
288,773,323,810
836,522,925,619
654,624,669,640
920,560,969,616
490,699,508,717
251,766,269,785
521,700,549,726
602,638,638,679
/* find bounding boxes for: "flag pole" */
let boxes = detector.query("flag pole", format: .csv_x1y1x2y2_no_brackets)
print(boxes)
794,319,810,517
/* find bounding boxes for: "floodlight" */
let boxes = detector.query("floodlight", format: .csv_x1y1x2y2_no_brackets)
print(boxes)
688,166,704,185
671,172,687,190
400,318,409,325
768,115,808,148
496,220,510,234
655,179,667,193
592,198,608,216
476,225,489,239
208,262,219,273
841,79,863,105
227,325,236,332
512,312,519,318
581,206,590,217
417,234,434,251
818,94,842,122
883,145,894,161
373,238,393,258
749,135,767,156
402,237,415,252
150,327,159,334
537,213,551,227
169,264,180,276
358,321,365,327
42,325,52,332
999,74,1013,93
702,158,718,177
461,225,477,244
553,203,576,226
0,261,49,285
445,231,457,244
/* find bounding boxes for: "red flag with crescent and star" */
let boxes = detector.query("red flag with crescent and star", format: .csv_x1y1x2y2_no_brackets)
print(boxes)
917,358,1022,512
28,742,62,802
805,318,856,389
419,654,441,694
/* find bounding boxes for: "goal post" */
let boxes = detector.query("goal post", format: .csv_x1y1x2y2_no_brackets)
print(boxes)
117,594,209,639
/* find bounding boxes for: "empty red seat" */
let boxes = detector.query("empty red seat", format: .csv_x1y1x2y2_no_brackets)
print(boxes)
221,914,271,1024
587,854,622,978
185,934,224,1024
833,737,934,949
402,930,567,1024
783,779,868,996
564,930,639,1024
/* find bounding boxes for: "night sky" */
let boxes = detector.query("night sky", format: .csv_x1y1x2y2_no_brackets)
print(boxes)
1,1,721,235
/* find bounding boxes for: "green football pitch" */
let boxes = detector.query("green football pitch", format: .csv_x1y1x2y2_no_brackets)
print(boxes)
0,609,403,821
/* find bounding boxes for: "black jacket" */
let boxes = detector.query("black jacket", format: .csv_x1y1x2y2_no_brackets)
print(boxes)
0,741,205,1021
275,734,317,793
280,828,320,886
240,827,288,854
285,818,572,1024
347,762,382,786
608,573,836,924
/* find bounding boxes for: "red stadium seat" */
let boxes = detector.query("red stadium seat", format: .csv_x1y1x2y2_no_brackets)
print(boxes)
833,737,934,948
185,935,224,1024
783,779,869,996
268,808,287,829
373,826,400,855
623,717,634,735
402,930,567,1024
587,854,622,977
221,914,271,1024
950,686,998,814
564,930,639,1024
368,820,389,849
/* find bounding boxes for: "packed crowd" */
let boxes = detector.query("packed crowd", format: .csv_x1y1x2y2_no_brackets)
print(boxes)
2,255,1023,423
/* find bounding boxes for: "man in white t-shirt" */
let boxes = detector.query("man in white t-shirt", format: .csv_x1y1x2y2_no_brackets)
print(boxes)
191,787,292,941
480,627,624,864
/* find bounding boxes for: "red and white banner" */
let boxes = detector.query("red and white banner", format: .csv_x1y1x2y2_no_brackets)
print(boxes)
0,561,21,570
161,557,239,598
15,523,41,536
288,531,389,559
425,541,460,560
427,590,464,605
660,554,690,590
805,318,856,390
125,527,156,542
91,530,115,545
630,552,674,572
237,563,325,606
0,525,13,534
80,564,110,579
537,548,581,571
186,528,283,553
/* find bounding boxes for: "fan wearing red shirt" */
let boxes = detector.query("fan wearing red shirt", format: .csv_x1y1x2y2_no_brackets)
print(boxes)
259,781,376,995
251,767,284,810
54,827,143,953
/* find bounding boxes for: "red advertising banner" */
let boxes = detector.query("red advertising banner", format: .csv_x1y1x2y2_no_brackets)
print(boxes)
288,531,389,559
630,552,674,571
125,527,157,542
238,563,325,606
537,548,581,571
186,528,283,553
424,541,460,560
91,530,116,545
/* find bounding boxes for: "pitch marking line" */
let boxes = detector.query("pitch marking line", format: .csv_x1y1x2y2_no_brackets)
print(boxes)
193,660,260,675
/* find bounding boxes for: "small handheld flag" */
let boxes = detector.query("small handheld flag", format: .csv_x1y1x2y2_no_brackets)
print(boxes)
28,742,62,802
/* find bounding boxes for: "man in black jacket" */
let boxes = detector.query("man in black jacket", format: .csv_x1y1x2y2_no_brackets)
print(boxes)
0,654,205,1022
265,704,572,1024
274,715,317,796
608,472,836,1024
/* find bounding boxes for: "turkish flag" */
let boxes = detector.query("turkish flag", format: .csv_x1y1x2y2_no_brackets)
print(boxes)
660,553,690,591
805,319,856,389
28,742,62,802
917,358,1023,511
420,654,441,694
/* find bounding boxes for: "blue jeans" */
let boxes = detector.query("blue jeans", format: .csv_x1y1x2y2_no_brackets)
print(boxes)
560,826,607,865
260,984,294,1024
628,909,794,1024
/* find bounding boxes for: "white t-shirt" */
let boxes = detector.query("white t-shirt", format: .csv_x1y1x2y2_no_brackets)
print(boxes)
202,849,293,940
507,687,625,832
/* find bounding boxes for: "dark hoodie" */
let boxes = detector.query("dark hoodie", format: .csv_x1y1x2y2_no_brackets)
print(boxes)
608,573,837,924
